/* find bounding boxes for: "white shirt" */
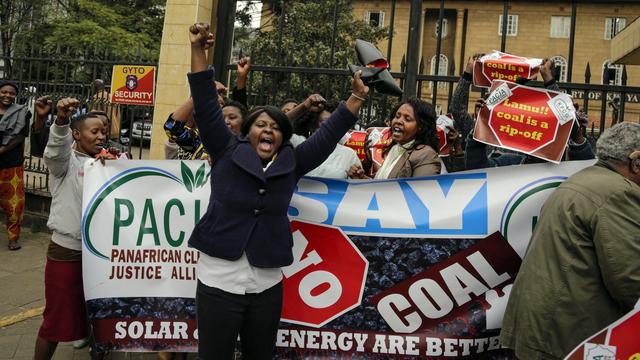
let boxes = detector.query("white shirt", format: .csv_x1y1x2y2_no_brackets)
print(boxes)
374,141,415,179
197,253,283,294
306,144,361,179
196,160,283,295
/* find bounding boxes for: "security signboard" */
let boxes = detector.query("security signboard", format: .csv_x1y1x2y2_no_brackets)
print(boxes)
110,65,156,105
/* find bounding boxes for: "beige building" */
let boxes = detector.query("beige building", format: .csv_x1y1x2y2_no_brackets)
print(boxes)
149,0,640,159
352,0,640,124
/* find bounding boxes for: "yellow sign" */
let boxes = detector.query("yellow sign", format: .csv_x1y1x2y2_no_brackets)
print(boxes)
110,65,156,105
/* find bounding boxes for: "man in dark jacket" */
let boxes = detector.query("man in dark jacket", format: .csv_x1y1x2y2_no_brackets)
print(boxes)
500,122,640,359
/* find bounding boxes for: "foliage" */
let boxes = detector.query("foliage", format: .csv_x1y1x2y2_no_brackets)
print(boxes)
238,0,389,108
0,0,47,61
10,0,164,61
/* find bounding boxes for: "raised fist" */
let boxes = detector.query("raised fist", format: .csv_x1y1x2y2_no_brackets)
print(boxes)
56,97,80,120
189,23,214,50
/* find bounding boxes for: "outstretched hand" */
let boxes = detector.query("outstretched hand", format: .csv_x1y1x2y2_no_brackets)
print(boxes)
35,95,52,117
55,98,80,124
351,70,369,99
540,58,555,83
304,94,326,112
237,57,251,78
465,53,484,74
189,23,214,50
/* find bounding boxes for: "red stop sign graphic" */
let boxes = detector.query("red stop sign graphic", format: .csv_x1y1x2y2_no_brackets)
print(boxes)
281,221,369,327
488,86,558,154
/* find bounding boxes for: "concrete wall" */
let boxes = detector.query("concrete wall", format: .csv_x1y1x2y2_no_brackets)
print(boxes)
149,0,218,160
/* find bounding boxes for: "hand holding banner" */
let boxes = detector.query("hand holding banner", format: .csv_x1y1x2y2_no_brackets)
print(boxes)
436,114,455,157
473,80,576,163
473,51,542,88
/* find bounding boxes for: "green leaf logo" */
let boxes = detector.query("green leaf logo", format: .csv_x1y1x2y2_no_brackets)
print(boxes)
195,163,206,188
181,161,210,192
181,161,195,192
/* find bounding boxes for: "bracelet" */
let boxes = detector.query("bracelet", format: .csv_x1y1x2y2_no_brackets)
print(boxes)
350,93,367,102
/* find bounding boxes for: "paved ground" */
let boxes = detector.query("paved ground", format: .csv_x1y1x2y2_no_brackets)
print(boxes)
0,229,195,360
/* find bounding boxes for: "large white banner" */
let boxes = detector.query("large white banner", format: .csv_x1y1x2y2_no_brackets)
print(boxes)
81,160,594,354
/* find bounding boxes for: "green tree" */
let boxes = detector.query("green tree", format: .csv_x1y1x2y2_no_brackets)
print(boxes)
21,0,165,60
0,0,47,73
238,0,389,108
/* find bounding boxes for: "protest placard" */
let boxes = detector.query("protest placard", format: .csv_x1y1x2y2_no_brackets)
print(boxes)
343,130,367,161
473,51,542,88
473,80,576,163
565,303,640,360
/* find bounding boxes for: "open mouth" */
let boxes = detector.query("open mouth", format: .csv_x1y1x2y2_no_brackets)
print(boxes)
258,136,274,153
392,126,404,137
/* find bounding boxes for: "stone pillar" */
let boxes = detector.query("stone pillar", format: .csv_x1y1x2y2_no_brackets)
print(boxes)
148,0,218,160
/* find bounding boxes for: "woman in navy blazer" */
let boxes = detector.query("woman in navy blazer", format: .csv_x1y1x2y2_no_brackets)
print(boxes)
188,23,369,359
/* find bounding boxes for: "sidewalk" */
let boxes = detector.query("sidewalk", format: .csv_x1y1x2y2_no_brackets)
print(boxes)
0,229,195,360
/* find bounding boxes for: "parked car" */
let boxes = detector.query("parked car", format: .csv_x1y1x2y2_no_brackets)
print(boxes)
131,114,152,143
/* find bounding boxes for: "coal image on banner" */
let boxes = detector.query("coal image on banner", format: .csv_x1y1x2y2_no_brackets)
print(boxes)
82,160,594,357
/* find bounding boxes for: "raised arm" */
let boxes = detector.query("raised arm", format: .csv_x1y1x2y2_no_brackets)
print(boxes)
449,54,481,142
541,58,560,92
187,23,233,158
295,71,369,176
43,98,79,178
286,94,326,124
231,56,250,107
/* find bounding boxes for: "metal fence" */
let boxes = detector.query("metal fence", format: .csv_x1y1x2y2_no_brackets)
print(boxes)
1,46,157,193
219,0,640,131
5,0,640,193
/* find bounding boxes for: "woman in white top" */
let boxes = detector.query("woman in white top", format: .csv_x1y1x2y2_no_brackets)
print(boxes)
294,101,362,179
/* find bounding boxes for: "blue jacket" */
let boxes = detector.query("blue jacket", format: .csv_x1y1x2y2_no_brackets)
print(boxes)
187,69,358,268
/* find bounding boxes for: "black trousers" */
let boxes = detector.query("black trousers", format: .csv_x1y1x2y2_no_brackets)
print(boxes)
196,280,283,360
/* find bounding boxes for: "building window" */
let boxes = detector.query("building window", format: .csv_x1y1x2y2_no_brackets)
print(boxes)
498,14,518,36
365,11,385,28
550,56,568,82
550,16,571,38
604,17,626,40
435,18,448,38
430,54,448,89
602,60,623,85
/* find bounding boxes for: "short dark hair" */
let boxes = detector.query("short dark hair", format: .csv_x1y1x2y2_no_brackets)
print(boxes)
0,80,19,95
87,110,110,123
222,100,248,121
280,98,298,108
241,105,293,142
92,79,105,92
70,113,103,131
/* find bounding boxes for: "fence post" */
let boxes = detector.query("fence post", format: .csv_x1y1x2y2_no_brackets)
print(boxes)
600,63,609,134
432,0,445,105
212,0,238,82
404,0,423,99
500,0,509,52
567,0,577,82
619,65,627,123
